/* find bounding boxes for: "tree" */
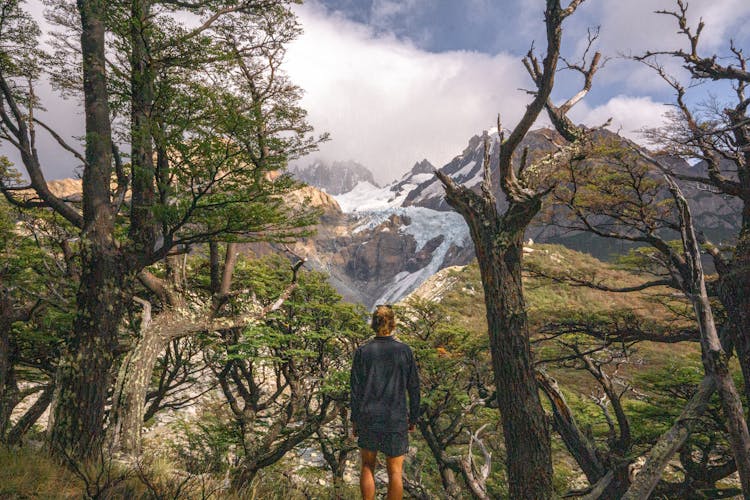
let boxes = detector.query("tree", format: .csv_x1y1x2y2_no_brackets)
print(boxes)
548,142,750,496
0,172,77,445
634,0,750,426
0,0,322,457
203,256,369,488
434,1,599,497
397,298,495,500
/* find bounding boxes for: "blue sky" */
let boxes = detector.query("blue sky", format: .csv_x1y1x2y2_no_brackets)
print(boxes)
3,0,750,182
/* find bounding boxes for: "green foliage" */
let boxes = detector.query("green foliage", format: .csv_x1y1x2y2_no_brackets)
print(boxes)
173,409,241,475
185,256,369,484
215,255,370,393
0,0,42,81
395,297,499,495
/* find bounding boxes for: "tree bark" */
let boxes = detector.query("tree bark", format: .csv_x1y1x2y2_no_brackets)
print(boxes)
622,376,716,500
719,217,750,412
108,298,162,456
479,236,553,499
49,256,126,458
537,371,606,483
435,177,555,498
129,0,157,254
6,384,54,446
438,466,462,499
49,0,123,459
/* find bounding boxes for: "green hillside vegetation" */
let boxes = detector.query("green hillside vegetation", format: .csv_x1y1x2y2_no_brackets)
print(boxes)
401,243,738,497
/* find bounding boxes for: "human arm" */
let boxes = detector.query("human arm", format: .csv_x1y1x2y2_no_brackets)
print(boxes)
407,347,421,430
350,348,363,436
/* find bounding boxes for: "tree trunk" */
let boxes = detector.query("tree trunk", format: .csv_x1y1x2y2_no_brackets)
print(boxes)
537,370,606,484
0,319,18,438
477,235,553,499
6,384,54,446
129,0,157,254
622,376,716,499
680,191,750,496
49,255,126,458
719,219,750,411
439,466,462,499
49,0,121,459
437,176,554,498
108,315,166,455
231,464,258,491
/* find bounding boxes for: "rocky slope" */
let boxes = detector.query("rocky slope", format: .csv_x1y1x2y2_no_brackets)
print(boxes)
291,159,379,195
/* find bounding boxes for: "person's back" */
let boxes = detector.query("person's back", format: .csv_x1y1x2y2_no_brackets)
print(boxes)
350,305,420,500
351,335,419,433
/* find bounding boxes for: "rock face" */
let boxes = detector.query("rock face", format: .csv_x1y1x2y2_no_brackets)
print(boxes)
291,160,379,195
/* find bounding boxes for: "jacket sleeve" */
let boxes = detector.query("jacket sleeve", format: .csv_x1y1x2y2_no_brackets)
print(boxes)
407,347,421,425
350,348,363,424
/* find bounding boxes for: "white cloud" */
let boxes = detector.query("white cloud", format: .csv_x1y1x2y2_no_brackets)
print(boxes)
570,95,669,141
285,3,531,183
572,0,750,93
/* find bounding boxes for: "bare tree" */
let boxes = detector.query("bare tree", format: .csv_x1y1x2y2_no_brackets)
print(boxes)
434,1,599,496
546,140,750,496
634,0,750,421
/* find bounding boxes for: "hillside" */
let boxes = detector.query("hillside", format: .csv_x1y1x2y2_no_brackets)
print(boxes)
401,243,735,494
405,242,700,375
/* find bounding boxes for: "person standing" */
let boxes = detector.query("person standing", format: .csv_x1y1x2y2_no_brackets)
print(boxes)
350,305,421,500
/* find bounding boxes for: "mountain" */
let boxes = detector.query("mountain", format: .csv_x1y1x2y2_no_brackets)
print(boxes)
401,129,564,211
35,129,741,310
282,156,472,307
291,160,379,195
290,128,741,308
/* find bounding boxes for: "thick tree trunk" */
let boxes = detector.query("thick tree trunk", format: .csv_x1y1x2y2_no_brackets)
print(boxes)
49,0,121,459
129,0,157,253
720,219,750,410
49,254,126,457
477,235,553,499
231,464,258,491
437,178,554,498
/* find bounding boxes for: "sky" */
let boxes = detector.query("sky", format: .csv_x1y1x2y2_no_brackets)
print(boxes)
3,0,750,183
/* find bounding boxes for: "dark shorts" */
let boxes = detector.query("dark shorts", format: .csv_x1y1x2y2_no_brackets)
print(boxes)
358,428,409,457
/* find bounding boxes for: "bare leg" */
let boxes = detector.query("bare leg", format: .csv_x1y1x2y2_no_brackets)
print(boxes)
386,454,404,500
360,448,377,500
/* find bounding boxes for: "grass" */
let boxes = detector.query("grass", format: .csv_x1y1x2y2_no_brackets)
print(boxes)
0,446,81,499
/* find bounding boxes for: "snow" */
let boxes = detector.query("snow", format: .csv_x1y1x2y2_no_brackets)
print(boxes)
346,205,470,304
408,173,435,184
333,173,472,305
454,158,481,180
334,181,405,212
373,206,469,304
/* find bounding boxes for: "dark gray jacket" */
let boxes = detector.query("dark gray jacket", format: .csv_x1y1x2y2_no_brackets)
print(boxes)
350,336,420,432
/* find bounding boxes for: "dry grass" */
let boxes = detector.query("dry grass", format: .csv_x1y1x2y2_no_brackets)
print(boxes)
0,446,82,499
